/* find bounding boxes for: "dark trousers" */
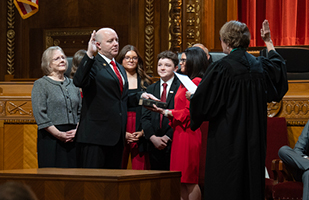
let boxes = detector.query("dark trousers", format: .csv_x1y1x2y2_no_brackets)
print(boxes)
76,137,124,169
148,145,171,170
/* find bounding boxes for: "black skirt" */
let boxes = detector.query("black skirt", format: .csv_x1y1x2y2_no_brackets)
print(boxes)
37,124,77,168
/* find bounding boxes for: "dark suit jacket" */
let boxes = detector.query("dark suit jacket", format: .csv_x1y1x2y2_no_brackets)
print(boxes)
134,75,148,132
131,75,148,152
141,77,180,151
73,54,141,146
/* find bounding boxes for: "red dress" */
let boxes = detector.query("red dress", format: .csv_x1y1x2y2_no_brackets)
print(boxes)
169,77,202,183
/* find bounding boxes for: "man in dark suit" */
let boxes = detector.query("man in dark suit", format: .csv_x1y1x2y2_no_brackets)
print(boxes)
279,120,309,200
141,50,180,170
73,28,156,169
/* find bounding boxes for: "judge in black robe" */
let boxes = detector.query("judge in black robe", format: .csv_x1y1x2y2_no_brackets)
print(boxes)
190,20,288,200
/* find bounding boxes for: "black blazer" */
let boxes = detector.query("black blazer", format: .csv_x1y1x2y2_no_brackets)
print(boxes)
141,77,180,147
73,54,141,146
134,75,149,132
131,75,150,152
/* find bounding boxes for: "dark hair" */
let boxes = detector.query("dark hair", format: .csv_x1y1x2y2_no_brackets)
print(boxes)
183,47,209,79
0,182,38,200
70,49,86,78
116,45,153,88
157,50,179,67
219,20,251,48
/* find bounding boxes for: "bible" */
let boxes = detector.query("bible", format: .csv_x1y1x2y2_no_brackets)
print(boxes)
139,98,168,109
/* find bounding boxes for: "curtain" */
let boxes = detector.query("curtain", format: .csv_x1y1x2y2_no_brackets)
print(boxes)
238,0,309,47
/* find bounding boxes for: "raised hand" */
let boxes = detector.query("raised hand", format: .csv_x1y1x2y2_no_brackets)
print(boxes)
87,30,97,58
260,20,271,42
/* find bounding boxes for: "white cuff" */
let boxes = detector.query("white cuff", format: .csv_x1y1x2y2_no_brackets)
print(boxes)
164,109,169,117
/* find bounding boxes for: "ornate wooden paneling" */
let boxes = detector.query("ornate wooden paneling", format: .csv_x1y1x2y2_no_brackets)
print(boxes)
167,0,239,53
168,0,182,53
0,82,37,170
168,0,203,52
3,0,136,80
144,0,155,73
6,0,15,80
184,0,201,47
267,80,309,147
2,0,240,80
44,29,94,57
0,82,34,123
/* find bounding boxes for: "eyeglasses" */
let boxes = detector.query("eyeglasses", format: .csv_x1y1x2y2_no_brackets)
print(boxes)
124,56,138,61
52,56,66,62
180,59,186,63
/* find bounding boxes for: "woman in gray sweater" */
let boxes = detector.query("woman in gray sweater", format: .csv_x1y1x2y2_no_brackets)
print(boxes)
31,46,82,168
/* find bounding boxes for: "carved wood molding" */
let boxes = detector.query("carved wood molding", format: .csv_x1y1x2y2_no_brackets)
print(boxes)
0,98,35,124
44,29,93,49
168,0,182,52
185,0,201,47
6,0,15,75
168,0,202,51
144,0,154,73
268,99,309,126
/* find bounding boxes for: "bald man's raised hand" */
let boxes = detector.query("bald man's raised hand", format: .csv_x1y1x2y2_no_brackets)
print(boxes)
86,30,97,58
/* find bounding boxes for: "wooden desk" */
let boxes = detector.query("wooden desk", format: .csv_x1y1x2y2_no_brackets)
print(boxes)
0,168,181,200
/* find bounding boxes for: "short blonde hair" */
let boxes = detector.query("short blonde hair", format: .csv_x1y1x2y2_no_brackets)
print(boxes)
219,20,251,49
41,46,67,75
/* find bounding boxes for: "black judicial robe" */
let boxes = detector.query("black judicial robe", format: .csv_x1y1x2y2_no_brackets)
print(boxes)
190,49,288,200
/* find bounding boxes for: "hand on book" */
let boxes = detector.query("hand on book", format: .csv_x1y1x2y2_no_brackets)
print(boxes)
141,92,159,101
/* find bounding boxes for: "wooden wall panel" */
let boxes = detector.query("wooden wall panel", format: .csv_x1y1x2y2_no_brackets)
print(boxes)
0,121,4,169
2,0,138,80
3,124,37,170
1,0,240,80
287,126,304,148
0,1,7,81
23,125,38,169
168,0,238,54
200,0,238,52
4,125,24,169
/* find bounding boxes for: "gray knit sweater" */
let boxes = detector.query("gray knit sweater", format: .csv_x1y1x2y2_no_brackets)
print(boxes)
31,76,82,130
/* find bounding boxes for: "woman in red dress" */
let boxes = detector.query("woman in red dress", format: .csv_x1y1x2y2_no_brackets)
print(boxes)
153,47,209,200
116,45,153,169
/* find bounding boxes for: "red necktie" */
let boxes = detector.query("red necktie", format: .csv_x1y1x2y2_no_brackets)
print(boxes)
110,61,123,94
160,83,168,128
